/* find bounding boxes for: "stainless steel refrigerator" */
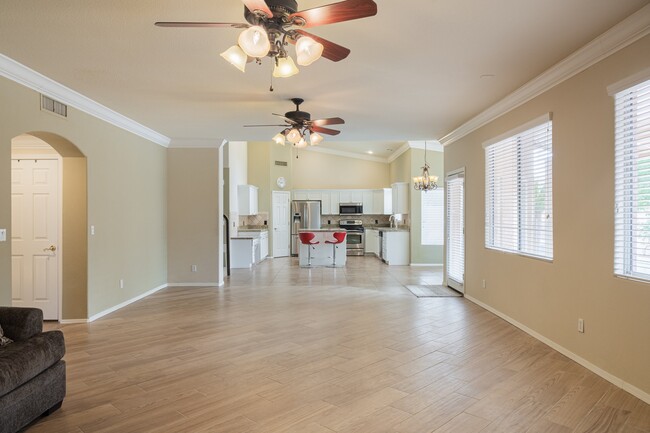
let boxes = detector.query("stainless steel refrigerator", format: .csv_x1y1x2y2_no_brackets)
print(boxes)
291,200,322,256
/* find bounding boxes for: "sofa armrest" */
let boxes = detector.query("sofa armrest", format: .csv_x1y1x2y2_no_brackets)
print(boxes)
0,307,43,341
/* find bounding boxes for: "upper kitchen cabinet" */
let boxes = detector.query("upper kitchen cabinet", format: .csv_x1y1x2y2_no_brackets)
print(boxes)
362,191,374,215
373,189,392,215
238,185,259,215
391,182,409,215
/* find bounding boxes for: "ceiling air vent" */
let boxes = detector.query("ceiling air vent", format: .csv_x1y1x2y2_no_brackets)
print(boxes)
275,161,288,167
40,95,68,118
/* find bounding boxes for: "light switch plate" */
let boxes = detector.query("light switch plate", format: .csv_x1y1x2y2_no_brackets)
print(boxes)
0,229,6,242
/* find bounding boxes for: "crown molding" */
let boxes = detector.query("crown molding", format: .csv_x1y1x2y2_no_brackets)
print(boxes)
0,54,171,147
440,4,650,147
407,141,444,152
168,138,226,148
386,142,411,163
299,145,389,163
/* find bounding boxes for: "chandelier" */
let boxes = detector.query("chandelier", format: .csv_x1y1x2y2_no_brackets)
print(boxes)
413,141,438,191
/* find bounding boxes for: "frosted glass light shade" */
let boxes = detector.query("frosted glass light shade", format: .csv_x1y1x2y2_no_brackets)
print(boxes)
238,26,271,58
272,133,286,145
220,45,247,72
310,132,324,145
296,36,324,66
295,137,308,148
286,128,301,144
273,56,299,78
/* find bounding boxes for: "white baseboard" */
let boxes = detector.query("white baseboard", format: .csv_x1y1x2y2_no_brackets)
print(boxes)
58,319,88,324
410,263,443,267
167,282,221,287
87,283,168,322
465,294,650,405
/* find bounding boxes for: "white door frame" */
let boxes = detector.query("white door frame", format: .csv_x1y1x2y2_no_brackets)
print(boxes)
11,154,63,321
445,167,465,293
271,191,291,258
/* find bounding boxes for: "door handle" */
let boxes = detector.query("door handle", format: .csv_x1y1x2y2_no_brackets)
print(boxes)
43,245,57,252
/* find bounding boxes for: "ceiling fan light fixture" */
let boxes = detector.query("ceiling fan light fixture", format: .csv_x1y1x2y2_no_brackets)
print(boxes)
295,137,308,148
310,132,324,146
273,56,300,78
272,132,286,146
238,25,271,58
296,36,324,66
220,45,248,72
286,128,302,144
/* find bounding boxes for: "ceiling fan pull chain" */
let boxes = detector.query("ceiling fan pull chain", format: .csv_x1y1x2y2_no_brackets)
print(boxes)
269,70,274,92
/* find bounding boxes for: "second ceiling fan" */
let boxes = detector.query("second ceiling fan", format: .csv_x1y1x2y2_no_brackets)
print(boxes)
156,0,377,77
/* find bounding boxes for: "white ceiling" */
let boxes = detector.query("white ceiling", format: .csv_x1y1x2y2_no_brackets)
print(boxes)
0,0,648,154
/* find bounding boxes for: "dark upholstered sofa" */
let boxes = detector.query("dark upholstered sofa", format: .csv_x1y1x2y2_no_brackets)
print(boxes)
0,307,66,433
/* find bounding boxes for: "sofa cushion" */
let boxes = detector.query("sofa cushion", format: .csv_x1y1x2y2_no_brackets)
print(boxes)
0,331,65,397
0,325,12,347
0,307,43,341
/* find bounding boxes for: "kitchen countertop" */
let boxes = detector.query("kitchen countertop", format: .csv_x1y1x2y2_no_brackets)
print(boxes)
367,226,410,232
298,228,348,232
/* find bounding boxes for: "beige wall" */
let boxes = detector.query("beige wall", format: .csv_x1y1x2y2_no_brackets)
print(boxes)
444,35,650,396
167,148,221,284
292,149,390,190
0,76,168,319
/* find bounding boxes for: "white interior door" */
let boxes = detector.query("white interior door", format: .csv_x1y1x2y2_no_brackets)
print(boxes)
11,159,60,320
272,191,291,257
446,169,465,293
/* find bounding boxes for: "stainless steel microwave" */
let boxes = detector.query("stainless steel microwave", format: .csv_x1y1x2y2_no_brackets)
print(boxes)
339,203,363,215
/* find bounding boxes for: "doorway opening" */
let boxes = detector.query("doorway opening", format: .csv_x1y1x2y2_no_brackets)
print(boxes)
10,133,88,321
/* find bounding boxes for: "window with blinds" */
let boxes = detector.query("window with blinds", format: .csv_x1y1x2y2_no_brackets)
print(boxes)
421,188,444,246
485,117,553,260
614,78,650,281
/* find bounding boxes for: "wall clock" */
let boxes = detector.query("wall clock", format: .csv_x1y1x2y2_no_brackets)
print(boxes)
276,176,286,189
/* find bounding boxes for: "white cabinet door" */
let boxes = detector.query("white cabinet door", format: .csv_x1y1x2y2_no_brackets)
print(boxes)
365,229,379,255
321,191,331,215
330,191,340,215
383,231,409,265
260,232,269,260
238,185,259,215
339,191,352,203
307,191,321,201
293,191,308,200
362,190,374,215
351,191,363,203
391,182,409,214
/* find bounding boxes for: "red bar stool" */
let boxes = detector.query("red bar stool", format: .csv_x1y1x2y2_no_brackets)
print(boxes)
298,232,319,267
325,232,347,267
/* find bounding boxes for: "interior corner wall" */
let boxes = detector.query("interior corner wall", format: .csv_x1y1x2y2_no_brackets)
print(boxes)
444,34,650,397
0,76,168,319
410,148,444,264
167,147,221,285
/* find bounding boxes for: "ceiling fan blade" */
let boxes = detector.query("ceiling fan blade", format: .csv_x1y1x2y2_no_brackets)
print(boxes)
310,117,345,126
311,125,341,136
292,30,350,62
155,22,248,28
243,124,289,127
289,0,377,28
241,0,273,18
272,113,297,123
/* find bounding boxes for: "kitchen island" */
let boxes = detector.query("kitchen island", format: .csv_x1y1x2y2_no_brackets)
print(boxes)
298,229,347,268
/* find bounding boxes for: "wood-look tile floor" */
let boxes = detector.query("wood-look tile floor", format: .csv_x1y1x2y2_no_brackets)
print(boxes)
32,257,649,433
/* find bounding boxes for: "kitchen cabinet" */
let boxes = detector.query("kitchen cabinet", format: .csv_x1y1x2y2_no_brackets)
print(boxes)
381,230,409,265
293,191,308,200
365,229,379,255
231,238,256,268
259,230,269,261
321,191,331,215
391,182,409,215
373,189,392,215
339,191,351,203
329,191,340,215
238,185,259,216
362,191,374,215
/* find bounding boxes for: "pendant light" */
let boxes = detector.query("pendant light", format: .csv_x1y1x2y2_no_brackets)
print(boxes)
413,141,438,191
237,26,271,58
296,36,324,66
273,56,300,78
309,132,324,146
220,45,248,72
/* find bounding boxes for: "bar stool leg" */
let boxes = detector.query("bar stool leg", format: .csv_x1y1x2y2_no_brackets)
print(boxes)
332,243,337,266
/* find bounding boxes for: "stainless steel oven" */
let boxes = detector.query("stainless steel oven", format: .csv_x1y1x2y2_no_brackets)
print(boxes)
339,220,365,256
339,203,363,215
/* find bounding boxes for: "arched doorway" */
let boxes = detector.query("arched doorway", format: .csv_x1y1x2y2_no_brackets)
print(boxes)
10,132,87,321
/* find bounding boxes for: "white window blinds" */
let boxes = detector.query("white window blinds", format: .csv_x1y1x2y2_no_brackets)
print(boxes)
614,78,650,281
421,188,444,246
446,172,464,285
485,118,553,260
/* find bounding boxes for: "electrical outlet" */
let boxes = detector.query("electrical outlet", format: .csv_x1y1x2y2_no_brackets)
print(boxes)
191,265,198,272
119,279,124,289
482,279,486,289
578,318,584,333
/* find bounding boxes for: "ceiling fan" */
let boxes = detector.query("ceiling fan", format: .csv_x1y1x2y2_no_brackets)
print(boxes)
155,0,377,78
244,98,345,146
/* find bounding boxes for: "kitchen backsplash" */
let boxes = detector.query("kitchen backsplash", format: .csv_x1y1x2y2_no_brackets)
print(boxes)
239,212,269,228
321,214,408,227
